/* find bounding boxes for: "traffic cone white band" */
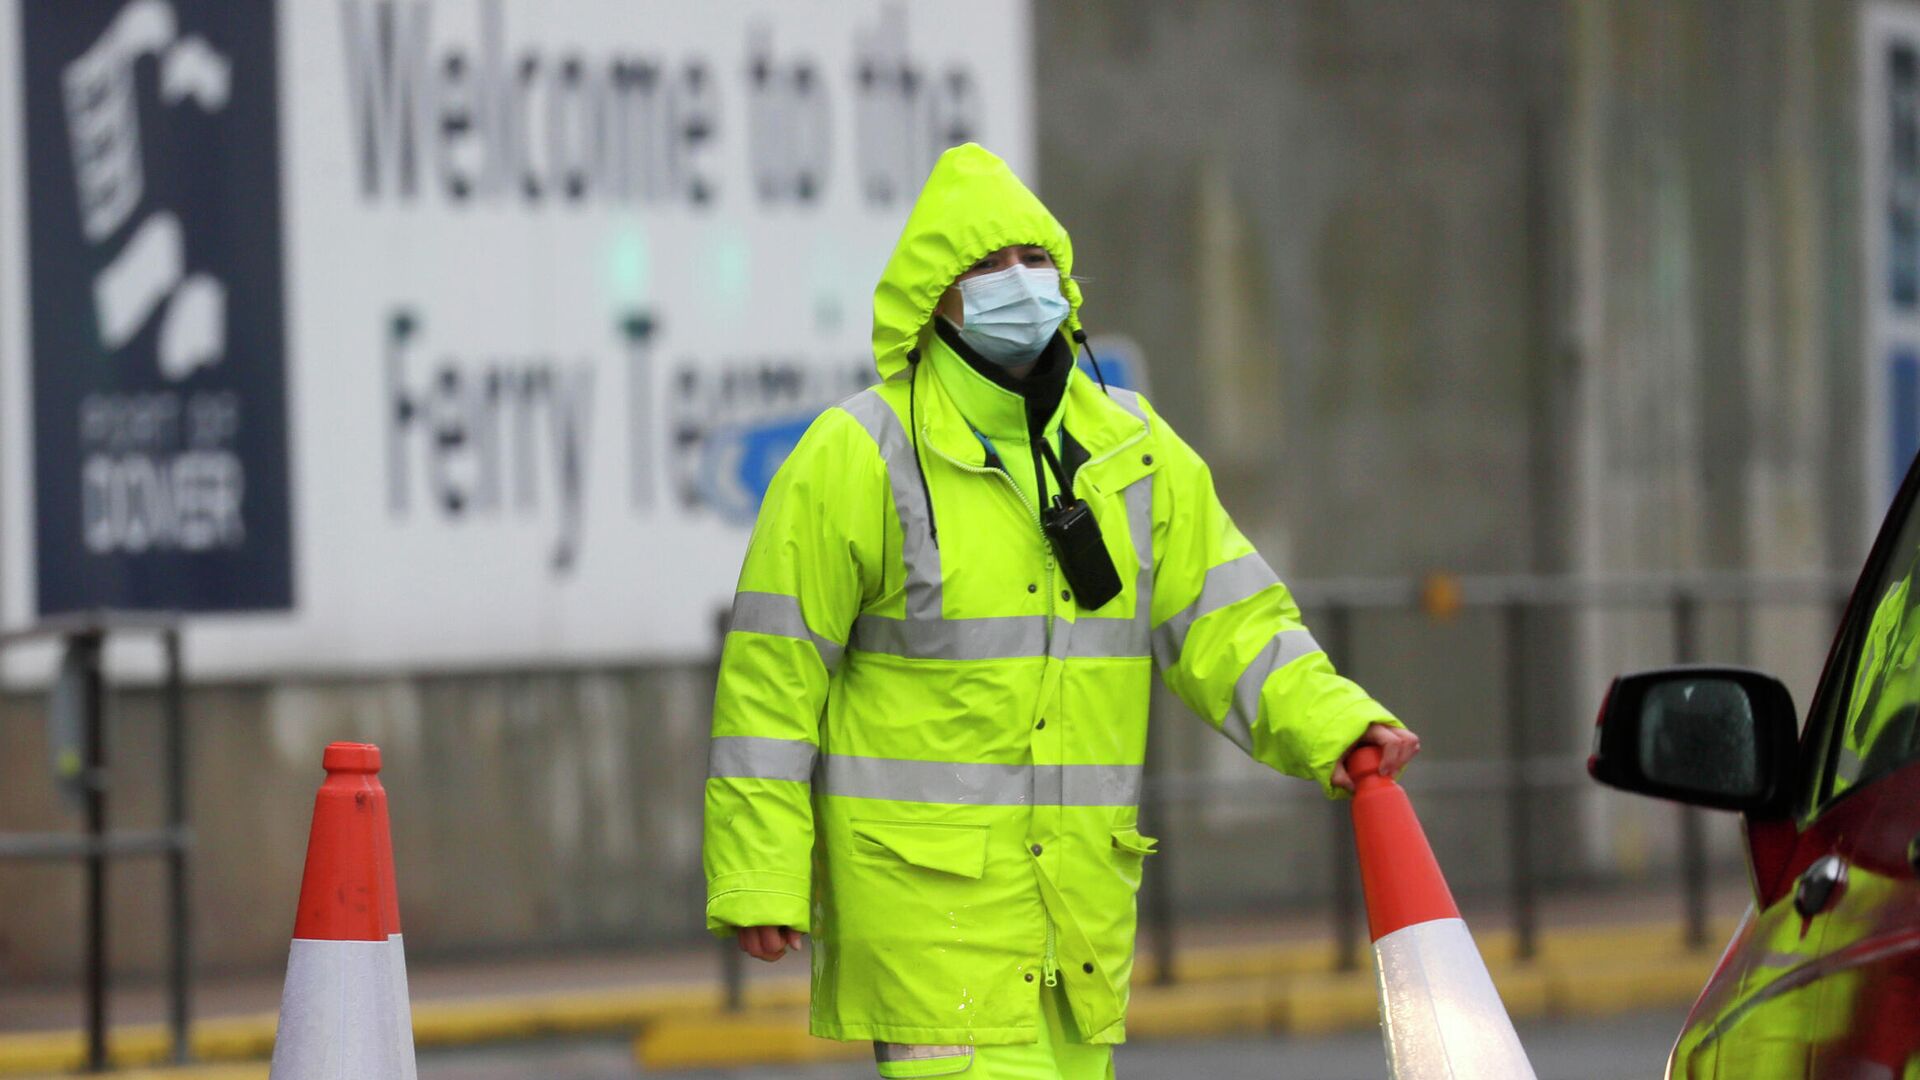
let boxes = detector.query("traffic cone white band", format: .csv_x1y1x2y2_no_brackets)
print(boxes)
1374,917,1535,1079
1346,746,1538,1079
270,934,418,1080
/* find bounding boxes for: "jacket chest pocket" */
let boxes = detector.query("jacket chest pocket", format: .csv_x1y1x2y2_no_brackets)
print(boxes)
1083,448,1159,499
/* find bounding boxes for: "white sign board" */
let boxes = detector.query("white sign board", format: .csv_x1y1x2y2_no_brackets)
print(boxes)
0,0,1034,675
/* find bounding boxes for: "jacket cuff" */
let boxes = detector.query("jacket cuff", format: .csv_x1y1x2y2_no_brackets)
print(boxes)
1315,701,1403,801
706,870,812,936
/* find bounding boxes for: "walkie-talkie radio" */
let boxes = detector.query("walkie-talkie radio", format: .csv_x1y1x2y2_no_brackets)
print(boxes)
1041,495,1123,609
1034,437,1123,610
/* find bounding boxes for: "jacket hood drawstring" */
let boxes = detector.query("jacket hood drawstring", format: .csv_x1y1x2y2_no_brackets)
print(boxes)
906,347,938,545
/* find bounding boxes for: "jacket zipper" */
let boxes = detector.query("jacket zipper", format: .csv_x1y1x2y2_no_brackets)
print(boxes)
926,426,1067,990
1042,913,1059,988
923,433,1045,527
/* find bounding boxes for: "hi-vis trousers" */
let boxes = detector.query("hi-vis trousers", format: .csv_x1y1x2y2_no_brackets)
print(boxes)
873,985,1115,1079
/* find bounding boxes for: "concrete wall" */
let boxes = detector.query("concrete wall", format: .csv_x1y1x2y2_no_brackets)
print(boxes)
0,0,1872,982
1032,0,1597,906
0,668,715,980
1563,0,1863,870
1037,0,1863,910
1036,0,1559,578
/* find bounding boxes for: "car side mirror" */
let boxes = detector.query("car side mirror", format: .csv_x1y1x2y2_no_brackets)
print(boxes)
1588,666,1798,816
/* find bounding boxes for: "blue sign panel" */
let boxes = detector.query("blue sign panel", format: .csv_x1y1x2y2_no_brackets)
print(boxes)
1895,349,1920,486
1076,334,1149,395
23,1,293,613
696,412,820,525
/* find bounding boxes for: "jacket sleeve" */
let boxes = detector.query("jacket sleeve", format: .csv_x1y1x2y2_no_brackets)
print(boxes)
703,407,878,935
1141,398,1401,798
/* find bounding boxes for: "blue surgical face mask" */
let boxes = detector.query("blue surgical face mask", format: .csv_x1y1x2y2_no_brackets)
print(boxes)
954,264,1070,367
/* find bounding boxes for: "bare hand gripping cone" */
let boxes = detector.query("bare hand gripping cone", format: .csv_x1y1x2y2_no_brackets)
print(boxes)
1348,745,1536,1079
269,742,418,1080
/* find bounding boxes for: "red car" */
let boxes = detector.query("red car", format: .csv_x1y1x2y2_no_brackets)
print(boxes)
1590,462,1920,1078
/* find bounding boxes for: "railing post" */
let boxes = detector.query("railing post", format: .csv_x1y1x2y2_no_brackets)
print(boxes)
721,936,745,1012
1329,802,1359,972
163,628,191,1063
1323,602,1362,972
1502,602,1536,963
1679,804,1709,951
1731,594,1752,668
77,630,108,1073
1672,590,1709,950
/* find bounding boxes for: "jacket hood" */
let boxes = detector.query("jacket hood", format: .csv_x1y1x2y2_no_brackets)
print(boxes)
870,143,1082,381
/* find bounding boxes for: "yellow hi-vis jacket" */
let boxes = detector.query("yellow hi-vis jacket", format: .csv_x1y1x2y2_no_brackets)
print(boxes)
703,143,1400,1046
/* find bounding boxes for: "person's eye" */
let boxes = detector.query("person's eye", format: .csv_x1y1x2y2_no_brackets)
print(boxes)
971,258,993,271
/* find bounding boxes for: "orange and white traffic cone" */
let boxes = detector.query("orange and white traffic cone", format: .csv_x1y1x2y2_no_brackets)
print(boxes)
1348,745,1536,1079
268,742,418,1080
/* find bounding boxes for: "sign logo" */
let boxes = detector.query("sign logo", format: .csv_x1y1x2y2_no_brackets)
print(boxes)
23,0,292,613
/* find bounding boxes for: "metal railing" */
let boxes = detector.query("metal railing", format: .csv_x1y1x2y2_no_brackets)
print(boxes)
705,570,1850,1002
0,614,192,1071
1139,570,1852,979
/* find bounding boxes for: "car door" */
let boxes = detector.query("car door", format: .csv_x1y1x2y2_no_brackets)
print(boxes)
1666,798,1863,1078
1671,469,1920,1078
1798,551,1920,1078
1803,758,1920,1078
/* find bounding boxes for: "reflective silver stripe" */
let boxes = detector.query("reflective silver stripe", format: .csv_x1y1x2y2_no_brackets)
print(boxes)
875,1044,974,1065
1221,629,1324,751
1107,386,1149,422
823,755,1026,803
708,736,818,782
1152,552,1281,669
820,755,1143,806
729,591,844,673
849,615,1049,661
1067,617,1147,658
839,390,942,622
1033,762,1145,807
1125,463,1154,637
854,613,1155,662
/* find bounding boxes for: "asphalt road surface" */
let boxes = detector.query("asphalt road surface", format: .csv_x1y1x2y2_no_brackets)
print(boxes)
419,1006,1687,1079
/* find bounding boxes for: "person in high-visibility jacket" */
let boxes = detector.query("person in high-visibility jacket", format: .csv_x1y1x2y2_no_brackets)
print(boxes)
703,143,1419,1078
1833,559,1920,801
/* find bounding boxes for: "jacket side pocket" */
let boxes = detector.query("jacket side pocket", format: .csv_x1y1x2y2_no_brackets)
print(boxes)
852,820,990,879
